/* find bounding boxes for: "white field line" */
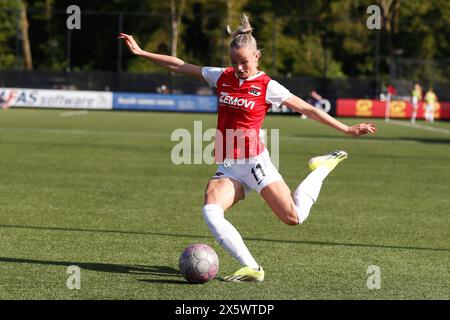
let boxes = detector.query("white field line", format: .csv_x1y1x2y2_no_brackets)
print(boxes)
59,110,89,117
0,127,168,137
388,120,450,135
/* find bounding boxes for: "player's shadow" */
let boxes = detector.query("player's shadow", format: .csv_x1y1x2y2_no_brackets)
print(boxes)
1,223,449,254
0,257,187,284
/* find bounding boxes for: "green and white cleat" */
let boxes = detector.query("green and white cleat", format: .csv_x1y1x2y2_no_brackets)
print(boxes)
223,266,265,282
308,150,348,172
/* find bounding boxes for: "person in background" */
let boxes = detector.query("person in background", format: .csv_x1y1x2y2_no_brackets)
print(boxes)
424,88,438,123
0,90,15,110
410,83,422,124
302,89,323,119
309,90,323,108
385,83,397,122
386,84,397,97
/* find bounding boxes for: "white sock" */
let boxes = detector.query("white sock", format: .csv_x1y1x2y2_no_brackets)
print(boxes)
293,166,330,223
202,204,259,269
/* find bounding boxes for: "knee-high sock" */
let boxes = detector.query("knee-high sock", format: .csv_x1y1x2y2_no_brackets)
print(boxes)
293,166,330,223
202,204,259,269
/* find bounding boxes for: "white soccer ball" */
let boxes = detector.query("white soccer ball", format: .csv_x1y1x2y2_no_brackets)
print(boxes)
179,243,219,283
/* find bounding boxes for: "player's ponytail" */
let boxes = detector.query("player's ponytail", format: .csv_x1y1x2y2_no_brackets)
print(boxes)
228,13,259,54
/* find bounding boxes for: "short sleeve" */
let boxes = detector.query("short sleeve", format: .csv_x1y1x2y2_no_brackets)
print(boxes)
202,67,225,88
266,80,293,107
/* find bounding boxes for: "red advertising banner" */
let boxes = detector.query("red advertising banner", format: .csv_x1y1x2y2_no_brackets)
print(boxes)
336,99,450,120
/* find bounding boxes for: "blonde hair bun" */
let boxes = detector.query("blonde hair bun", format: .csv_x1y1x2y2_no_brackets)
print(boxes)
228,13,258,52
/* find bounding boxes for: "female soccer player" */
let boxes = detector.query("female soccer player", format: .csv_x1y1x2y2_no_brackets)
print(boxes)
119,14,376,282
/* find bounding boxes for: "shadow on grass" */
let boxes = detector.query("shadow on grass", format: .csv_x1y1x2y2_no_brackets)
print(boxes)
1,223,449,253
0,256,185,284
137,279,193,284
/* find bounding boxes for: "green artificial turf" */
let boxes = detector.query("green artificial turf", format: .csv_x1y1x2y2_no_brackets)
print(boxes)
0,108,449,299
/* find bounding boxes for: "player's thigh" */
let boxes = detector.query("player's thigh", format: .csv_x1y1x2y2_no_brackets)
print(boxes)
260,180,298,226
204,178,245,211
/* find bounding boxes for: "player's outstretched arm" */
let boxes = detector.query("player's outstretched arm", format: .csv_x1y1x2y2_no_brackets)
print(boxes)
118,33,203,80
284,95,377,137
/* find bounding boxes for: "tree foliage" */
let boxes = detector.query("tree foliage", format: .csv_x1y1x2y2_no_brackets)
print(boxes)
0,0,21,68
0,0,448,82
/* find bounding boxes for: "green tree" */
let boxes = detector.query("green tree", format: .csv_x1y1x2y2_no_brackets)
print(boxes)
2,0,448,83
245,0,345,77
0,0,21,69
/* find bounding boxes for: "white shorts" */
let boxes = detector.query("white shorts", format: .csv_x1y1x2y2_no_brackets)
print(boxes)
211,149,283,197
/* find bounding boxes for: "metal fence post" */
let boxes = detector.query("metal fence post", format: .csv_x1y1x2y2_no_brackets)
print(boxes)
375,28,380,96
118,12,123,73
272,14,276,76
66,28,72,72
15,9,22,70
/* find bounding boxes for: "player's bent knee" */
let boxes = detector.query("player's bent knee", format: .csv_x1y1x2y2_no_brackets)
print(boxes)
204,190,217,204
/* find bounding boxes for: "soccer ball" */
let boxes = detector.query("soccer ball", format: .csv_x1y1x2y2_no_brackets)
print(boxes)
179,243,219,284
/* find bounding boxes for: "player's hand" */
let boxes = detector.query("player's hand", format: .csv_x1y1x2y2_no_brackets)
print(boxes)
118,33,144,56
346,122,377,136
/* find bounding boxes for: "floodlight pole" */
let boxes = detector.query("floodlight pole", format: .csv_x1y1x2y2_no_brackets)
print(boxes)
272,15,277,76
375,29,380,97
117,12,123,73
15,9,22,70
66,28,72,72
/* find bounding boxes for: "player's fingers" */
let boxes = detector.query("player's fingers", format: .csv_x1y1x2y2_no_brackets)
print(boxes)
118,34,133,41
125,38,136,47
366,125,376,133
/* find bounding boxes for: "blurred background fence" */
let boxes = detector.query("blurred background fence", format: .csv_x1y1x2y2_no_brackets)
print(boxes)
1,1,449,100
4,69,450,101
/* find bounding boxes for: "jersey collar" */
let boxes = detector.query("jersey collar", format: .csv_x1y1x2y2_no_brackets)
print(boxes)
234,71,265,86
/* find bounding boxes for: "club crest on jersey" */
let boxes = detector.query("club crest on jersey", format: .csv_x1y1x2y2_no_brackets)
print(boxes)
248,88,261,96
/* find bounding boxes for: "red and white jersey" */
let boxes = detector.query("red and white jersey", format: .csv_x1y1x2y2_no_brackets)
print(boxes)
202,66,292,161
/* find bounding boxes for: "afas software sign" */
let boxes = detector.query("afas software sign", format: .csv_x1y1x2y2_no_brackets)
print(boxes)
0,88,218,113
336,99,450,120
0,88,113,110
